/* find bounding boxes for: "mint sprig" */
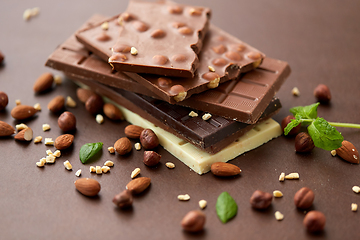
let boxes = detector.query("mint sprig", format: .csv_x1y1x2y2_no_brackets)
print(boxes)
284,103,360,151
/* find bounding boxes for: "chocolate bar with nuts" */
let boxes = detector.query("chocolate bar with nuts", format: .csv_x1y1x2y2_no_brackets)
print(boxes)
77,0,211,78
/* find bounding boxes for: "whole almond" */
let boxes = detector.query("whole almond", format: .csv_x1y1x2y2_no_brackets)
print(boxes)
143,151,161,167
125,125,144,139
14,127,33,141
336,140,359,164
181,210,206,232
140,129,159,149
0,91,9,111
74,178,101,197
11,105,37,120
33,72,54,93
48,95,65,113
76,88,95,103
210,162,241,177
294,187,315,209
54,134,74,150
114,137,132,155
58,111,76,132
103,103,123,121
85,94,104,115
126,177,151,194
250,190,273,210
0,121,15,136
113,189,133,208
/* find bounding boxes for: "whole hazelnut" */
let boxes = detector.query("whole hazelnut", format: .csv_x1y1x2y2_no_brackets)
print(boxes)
76,88,95,103
250,190,273,210
303,211,326,233
0,50,4,65
85,94,104,115
140,129,159,149
0,91,9,111
281,115,301,136
181,210,206,232
295,132,315,153
143,151,161,167
58,111,76,132
294,187,314,209
113,189,133,208
314,84,331,103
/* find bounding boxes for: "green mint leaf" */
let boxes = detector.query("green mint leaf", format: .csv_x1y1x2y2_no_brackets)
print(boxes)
79,142,103,163
284,118,301,135
216,192,238,223
307,118,343,151
290,103,320,120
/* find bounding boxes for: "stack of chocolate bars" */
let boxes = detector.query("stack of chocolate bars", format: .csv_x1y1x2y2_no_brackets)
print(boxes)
45,0,291,174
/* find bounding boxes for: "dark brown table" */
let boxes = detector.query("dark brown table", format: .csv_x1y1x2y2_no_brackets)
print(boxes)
1,0,359,239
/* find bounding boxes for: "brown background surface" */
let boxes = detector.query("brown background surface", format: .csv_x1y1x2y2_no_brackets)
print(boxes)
1,0,360,239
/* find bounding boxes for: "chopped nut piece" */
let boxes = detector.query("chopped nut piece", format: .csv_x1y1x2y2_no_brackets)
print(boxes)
30,7,40,17
101,21,109,30
16,123,28,131
331,150,337,157
46,149,53,156
130,47,138,55
96,114,104,124
66,96,77,108
42,123,51,131
44,138,54,145
199,200,207,209
39,158,46,165
34,136,42,143
75,169,82,177
101,166,110,173
15,99,21,105
178,194,190,201
96,166,102,174
36,161,44,167
351,203,358,212
291,87,300,96
45,155,56,164
273,190,283,198
352,186,360,193
279,172,285,182
173,91,187,102
54,75,62,85
104,160,114,167
89,166,96,173
63,160,72,170
207,77,220,89
108,146,115,154
131,168,141,179
134,142,141,151
189,111,198,117
117,16,123,26
165,162,175,169
23,9,32,20
208,66,215,72
275,211,284,221
202,113,212,121
285,173,299,179
53,150,61,158
33,103,41,111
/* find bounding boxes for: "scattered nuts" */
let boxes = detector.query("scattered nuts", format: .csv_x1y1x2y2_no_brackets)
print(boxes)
199,200,207,209
58,111,76,132
66,96,77,108
165,162,175,169
44,138,54,145
11,105,38,120
336,140,359,164
64,160,72,170
143,151,161,167
134,143,141,150
74,178,101,197
285,173,299,179
15,99,21,105
210,162,241,177
274,211,284,221
279,172,285,182
281,115,301,136
114,137,132,155
0,91,9,111
352,186,360,193
33,103,41,111
113,189,133,208
42,123,51,131
96,114,104,124
104,160,114,167
125,125,144,139
103,103,123,121
126,177,151,194
108,146,115,154
314,84,331,103
178,194,190,201
295,132,315,153
250,190,273,210
34,136,42,143
14,127,33,141
294,187,315,209
48,95,65,113
189,111,198,117
291,87,300,96
140,129,159,149
208,66,215,72
181,210,206,233
131,168,141,179
202,113,212,121
85,94,104,115
273,190,283,198
54,134,74,150
130,47,138,55
0,121,16,137
33,72,54,93
76,88,95,103
303,211,326,233
75,169,82,177
351,203,358,212
330,150,337,156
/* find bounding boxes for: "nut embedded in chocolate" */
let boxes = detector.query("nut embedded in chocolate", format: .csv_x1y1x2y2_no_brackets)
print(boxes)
225,51,242,61
132,20,149,32
212,44,227,54
113,189,133,209
314,84,331,103
281,115,301,136
168,5,183,14
303,211,326,233
151,29,166,38
295,132,315,153
157,77,172,87
250,190,273,210
58,111,76,132
294,187,315,209
178,26,193,35
212,58,227,66
140,129,159,149
152,55,168,65
112,44,131,53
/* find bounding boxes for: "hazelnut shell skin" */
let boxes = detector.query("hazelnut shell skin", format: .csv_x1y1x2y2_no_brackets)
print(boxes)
281,115,301,136
58,111,77,132
295,132,315,153
314,84,331,103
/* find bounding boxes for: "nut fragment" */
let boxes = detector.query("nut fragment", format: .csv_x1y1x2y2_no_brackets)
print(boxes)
314,84,331,103
130,47,138,55
281,115,301,136
16,123,28,131
181,210,206,233
53,150,61,157
108,147,115,154
208,66,215,72
48,95,65,113
34,136,42,143
101,166,110,173
131,168,141,179
44,138,54,145
54,75,62,85
75,169,82,177
113,189,133,208
96,114,104,124
23,8,32,20
294,187,315,209
89,166,96,173
33,103,41,111
143,151,161,167
36,161,45,168
189,111,198,117
165,162,175,169
291,87,300,96
46,150,53,156
101,21,109,30
58,111,76,132
199,200,207,209
114,137,132,155
202,113,212,121
279,172,285,182
330,150,337,156
285,173,299,179
96,166,102,174
63,160,72,170
42,123,51,131
336,140,359,164
178,194,190,201
303,211,326,233
74,178,101,197
134,143,141,151
352,186,360,193
250,190,273,210
274,211,284,221
273,190,283,198
104,160,114,167
45,155,56,164
66,96,77,108
295,132,315,153
140,129,159,149
351,203,358,212
15,99,21,106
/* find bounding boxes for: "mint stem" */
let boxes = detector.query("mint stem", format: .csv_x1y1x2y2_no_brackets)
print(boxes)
327,122,360,129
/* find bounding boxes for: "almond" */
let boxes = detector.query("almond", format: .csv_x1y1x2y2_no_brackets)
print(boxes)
125,125,144,139
33,72,54,93
103,103,123,121
210,162,242,177
114,137,132,155
76,88,95,103
0,121,15,137
48,95,65,113
336,140,359,164
14,127,33,141
85,94,104,115
181,210,206,232
74,178,101,197
11,105,38,120
54,134,74,150
126,177,151,194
